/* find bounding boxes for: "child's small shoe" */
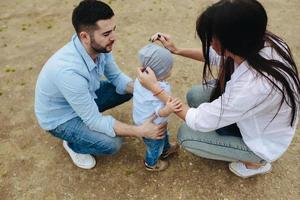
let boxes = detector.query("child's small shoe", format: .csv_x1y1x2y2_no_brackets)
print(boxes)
160,143,179,159
144,159,169,172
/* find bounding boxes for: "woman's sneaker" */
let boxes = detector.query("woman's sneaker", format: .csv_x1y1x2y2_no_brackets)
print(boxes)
63,141,96,169
144,159,169,172
160,143,179,159
229,161,272,178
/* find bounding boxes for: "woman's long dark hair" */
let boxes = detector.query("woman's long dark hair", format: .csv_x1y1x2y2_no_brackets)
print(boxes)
196,0,300,126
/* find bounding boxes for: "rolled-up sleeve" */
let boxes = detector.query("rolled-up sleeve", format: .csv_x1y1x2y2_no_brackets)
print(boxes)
104,53,132,94
185,77,272,132
55,70,116,137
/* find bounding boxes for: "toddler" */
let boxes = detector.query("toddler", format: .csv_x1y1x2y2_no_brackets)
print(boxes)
133,43,181,172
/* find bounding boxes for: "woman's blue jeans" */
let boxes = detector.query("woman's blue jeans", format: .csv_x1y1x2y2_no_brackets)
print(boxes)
177,84,265,163
49,81,132,155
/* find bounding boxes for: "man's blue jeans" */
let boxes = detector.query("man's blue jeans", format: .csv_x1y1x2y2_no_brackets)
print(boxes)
143,132,171,166
49,81,132,155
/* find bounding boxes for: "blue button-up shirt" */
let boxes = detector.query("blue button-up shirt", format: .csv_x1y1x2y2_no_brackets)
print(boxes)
34,34,132,137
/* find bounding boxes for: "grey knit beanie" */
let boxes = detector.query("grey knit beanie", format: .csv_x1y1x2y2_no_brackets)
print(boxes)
138,43,173,79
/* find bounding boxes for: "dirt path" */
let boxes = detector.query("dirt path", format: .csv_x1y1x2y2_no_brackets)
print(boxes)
0,0,299,199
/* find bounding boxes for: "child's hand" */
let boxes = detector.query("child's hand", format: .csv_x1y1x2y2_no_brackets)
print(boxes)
166,97,183,113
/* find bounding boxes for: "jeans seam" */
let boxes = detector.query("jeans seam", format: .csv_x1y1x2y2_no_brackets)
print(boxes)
53,121,114,149
180,139,251,152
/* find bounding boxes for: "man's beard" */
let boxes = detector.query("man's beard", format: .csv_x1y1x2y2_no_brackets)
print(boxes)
90,36,112,54
91,42,110,53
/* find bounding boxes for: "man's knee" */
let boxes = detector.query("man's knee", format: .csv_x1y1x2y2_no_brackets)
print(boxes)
110,137,124,155
98,136,124,155
122,93,133,103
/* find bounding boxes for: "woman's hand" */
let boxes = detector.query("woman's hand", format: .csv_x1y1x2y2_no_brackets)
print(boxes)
166,97,183,113
137,67,160,92
150,32,179,54
159,97,183,117
139,115,167,139
150,32,205,61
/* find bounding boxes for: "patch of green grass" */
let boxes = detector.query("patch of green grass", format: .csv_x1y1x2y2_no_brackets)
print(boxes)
0,25,8,32
5,68,16,73
22,23,31,27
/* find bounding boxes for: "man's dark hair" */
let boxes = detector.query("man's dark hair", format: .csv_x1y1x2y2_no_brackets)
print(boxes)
72,0,114,34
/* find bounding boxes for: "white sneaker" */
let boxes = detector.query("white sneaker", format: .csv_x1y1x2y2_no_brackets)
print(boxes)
229,161,272,178
63,141,96,169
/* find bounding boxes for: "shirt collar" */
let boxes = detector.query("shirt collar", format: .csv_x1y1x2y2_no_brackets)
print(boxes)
231,60,249,81
72,34,97,71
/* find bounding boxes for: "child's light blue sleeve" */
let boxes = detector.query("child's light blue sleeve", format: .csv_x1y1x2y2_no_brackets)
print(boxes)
151,82,171,122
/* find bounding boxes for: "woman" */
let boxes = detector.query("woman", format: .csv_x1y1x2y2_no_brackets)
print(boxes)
137,0,300,178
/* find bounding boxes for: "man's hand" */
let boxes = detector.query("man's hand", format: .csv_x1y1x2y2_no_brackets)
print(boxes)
138,115,167,139
126,81,134,94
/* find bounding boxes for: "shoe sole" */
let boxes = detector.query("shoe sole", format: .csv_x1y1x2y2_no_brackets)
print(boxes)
73,160,96,170
229,164,272,178
144,161,169,172
145,166,168,172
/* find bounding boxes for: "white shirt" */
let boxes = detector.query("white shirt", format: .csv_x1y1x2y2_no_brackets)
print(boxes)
185,47,298,162
133,79,171,125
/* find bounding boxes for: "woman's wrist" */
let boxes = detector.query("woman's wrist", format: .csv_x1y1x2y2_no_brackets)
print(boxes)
172,47,181,55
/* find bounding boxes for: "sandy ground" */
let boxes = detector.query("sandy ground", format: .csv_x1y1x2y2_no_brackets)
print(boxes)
0,0,299,199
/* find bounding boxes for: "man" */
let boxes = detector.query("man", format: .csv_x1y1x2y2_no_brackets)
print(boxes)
34,0,168,169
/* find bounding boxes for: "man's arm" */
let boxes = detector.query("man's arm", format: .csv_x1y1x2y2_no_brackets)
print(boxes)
104,53,133,94
114,115,166,139
57,70,165,139
56,70,117,137
125,81,134,94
